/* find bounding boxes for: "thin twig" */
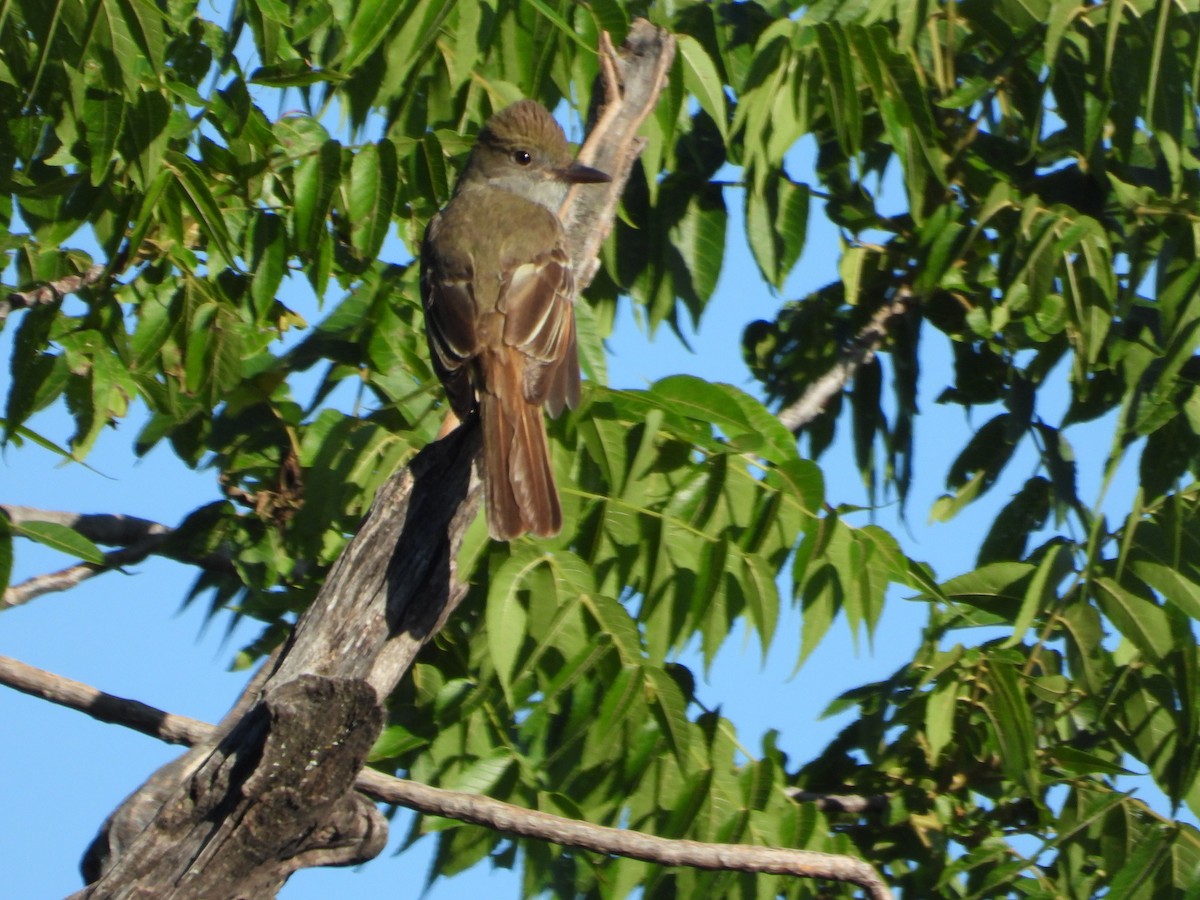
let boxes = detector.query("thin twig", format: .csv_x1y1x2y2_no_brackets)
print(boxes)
1,505,235,610
777,288,915,432
355,771,892,897
787,790,889,815
3,538,165,609
0,654,894,900
0,264,107,321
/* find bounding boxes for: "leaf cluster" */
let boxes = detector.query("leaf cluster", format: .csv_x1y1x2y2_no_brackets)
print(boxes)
724,0,1200,895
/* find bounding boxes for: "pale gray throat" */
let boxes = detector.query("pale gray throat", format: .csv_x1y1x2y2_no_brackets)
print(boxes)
489,172,569,214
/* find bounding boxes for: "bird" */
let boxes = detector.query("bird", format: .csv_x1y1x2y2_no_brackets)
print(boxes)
420,100,610,540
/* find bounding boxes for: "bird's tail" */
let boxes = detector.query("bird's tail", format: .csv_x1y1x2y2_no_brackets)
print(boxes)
479,358,562,541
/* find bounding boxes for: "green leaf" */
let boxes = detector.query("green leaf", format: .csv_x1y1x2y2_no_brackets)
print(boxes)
1002,542,1068,647
740,550,779,654
583,665,646,769
649,376,796,465
292,139,342,260
119,91,171,190
349,139,398,261
248,212,287,321
580,592,642,665
123,167,172,263
978,476,1051,566
982,661,1039,796
645,665,691,764
1043,0,1079,75
82,93,125,187
572,298,608,386
487,550,536,698
0,515,12,595
523,0,595,51
673,183,726,303
0,422,80,466
369,723,426,762
164,150,241,273
745,171,809,291
584,0,629,43
340,0,409,72
1093,576,1173,664
249,60,340,87
935,562,1035,622
925,677,958,763
1130,559,1200,622
13,520,108,566
678,34,729,143
813,23,861,156
434,748,514,807
184,301,244,408
1048,746,1134,777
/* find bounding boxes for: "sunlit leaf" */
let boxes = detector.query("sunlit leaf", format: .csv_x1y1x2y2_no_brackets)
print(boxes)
678,34,729,144
13,520,108,566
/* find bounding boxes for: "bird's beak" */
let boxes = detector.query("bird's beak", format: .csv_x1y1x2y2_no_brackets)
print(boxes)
559,161,611,184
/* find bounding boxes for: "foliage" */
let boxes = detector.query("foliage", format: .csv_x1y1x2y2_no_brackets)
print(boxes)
3,0,1200,897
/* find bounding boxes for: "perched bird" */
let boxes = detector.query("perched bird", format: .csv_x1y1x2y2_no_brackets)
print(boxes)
421,100,610,540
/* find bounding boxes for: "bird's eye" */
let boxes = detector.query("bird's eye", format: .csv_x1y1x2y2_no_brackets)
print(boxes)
512,149,532,166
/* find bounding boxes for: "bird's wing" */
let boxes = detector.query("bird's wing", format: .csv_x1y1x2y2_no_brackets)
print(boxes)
500,243,580,414
421,215,479,418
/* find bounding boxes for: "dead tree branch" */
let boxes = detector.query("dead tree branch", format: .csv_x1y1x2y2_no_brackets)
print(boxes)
1,505,233,610
0,655,209,746
1,654,892,900
0,264,107,322
356,772,893,899
3,538,165,609
788,790,890,815
2,505,171,545
778,288,915,431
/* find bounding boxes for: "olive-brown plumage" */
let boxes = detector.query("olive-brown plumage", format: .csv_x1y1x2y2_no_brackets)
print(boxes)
421,101,609,540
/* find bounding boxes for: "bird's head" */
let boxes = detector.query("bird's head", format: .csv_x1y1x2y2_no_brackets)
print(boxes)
460,100,610,210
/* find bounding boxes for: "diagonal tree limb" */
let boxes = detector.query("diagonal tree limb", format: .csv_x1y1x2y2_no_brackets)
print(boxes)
0,654,210,745
3,537,168,609
356,772,892,898
777,287,916,432
565,28,676,292
0,654,893,900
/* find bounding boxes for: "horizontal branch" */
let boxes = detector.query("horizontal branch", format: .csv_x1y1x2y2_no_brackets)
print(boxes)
0,655,208,745
0,264,107,322
0,654,893,900
1,505,171,546
355,771,891,897
1,505,235,610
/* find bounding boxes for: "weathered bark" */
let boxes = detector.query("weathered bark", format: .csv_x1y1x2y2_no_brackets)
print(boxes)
76,20,676,898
